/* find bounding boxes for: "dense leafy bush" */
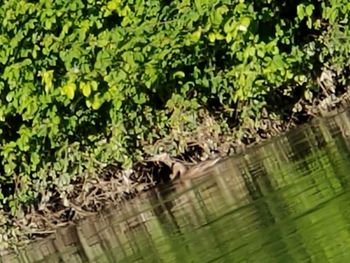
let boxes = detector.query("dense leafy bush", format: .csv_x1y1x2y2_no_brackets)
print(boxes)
0,0,350,214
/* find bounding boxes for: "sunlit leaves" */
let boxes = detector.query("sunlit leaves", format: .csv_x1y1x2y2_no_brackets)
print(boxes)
297,4,315,28
191,29,202,42
62,82,76,100
0,0,348,216
107,0,121,12
185,27,202,45
80,82,91,97
238,17,251,32
210,5,229,27
91,94,103,110
41,70,54,93
133,93,147,105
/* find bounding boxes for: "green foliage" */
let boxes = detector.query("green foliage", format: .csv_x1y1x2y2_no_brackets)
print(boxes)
0,0,349,214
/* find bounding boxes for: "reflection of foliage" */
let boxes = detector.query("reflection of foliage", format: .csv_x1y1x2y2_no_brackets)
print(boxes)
1,0,350,214
100,119,350,263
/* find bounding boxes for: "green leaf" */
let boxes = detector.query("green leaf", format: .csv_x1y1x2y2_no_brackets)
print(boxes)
307,18,312,29
6,92,14,102
91,80,98,91
190,29,202,43
41,70,54,93
107,0,121,11
194,0,203,13
92,94,103,110
208,32,216,43
305,4,314,17
31,152,40,166
173,71,185,79
136,93,147,104
80,82,91,97
211,5,229,26
224,18,235,33
239,17,251,32
226,33,232,43
62,82,76,100
297,4,305,20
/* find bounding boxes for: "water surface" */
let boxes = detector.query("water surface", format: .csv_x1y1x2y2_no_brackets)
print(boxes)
3,109,350,263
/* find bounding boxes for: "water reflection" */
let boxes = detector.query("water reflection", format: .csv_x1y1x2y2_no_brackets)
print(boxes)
3,109,350,262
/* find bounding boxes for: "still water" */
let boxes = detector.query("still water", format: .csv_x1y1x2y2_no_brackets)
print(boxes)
3,109,350,263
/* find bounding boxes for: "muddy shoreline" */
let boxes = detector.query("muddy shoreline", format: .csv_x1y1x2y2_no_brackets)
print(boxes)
1,87,350,252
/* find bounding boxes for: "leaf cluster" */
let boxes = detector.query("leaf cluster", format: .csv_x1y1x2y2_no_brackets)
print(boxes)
0,0,349,214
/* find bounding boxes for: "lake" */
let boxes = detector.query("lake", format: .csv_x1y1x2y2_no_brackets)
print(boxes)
3,109,350,263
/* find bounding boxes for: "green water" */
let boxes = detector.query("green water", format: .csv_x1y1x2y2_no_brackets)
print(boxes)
4,109,350,263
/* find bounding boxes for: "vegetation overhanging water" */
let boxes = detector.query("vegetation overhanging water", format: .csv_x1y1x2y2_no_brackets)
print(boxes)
2,0,350,253
3,108,350,262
